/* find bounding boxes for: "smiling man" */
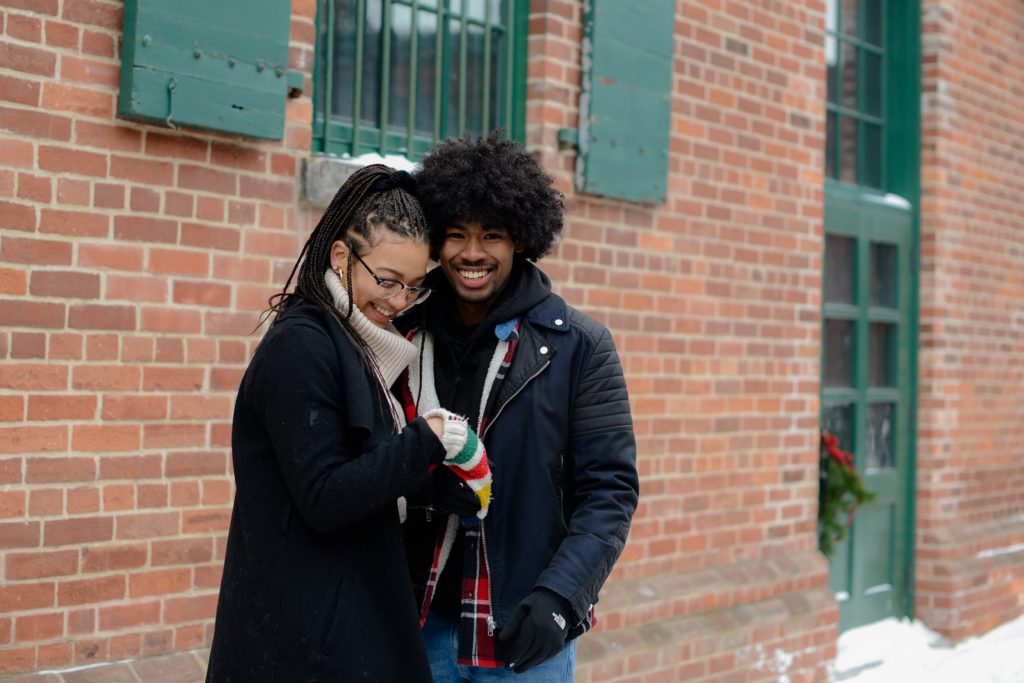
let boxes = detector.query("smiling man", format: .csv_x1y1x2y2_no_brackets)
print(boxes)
400,133,639,681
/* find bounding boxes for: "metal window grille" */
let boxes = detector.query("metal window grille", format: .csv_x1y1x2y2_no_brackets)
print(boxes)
313,0,526,159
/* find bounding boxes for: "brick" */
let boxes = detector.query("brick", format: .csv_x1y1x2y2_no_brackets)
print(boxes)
143,423,205,449
77,243,144,271
177,164,237,195
30,271,101,299
83,332,116,361
163,594,217,624
151,538,213,566
68,304,136,331
0,488,26,517
0,587,52,620
28,489,62,516
110,155,174,186
165,451,226,478
25,457,94,484
98,455,161,480
129,568,190,598
72,365,140,391
172,281,232,307
72,424,140,452
164,191,194,217
0,267,27,295
0,41,56,77
0,458,23,485
204,311,256,336
60,55,120,88
195,196,224,221
97,601,160,631
0,426,67,453
10,331,45,358
0,395,24,422
81,542,146,572
45,21,79,48
27,395,96,421
130,187,161,212
63,0,123,29
93,182,124,208
101,395,167,421
40,82,113,118
182,508,230,533
113,215,178,244
6,13,42,42
57,575,125,606
1,236,73,266
143,367,204,391
168,395,232,420
38,208,109,237
38,146,106,177
5,549,78,579
145,133,209,161
81,29,115,58
0,299,66,328
76,122,142,153
149,248,209,277
137,482,168,508
240,175,294,202
16,173,52,203
66,486,100,514
0,140,35,169
44,516,113,546
116,511,180,540
0,106,72,141
56,177,90,205
0,73,40,107
181,222,241,251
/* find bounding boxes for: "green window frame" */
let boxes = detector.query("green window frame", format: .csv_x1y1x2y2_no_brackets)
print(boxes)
313,0,527,159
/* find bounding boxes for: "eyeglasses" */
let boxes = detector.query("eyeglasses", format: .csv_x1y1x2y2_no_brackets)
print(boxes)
350,251,432,306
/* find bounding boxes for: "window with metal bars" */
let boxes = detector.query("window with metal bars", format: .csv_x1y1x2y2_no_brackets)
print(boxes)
313,0,527,159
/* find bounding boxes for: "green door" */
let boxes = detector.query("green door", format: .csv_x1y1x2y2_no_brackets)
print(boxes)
820,0,920,631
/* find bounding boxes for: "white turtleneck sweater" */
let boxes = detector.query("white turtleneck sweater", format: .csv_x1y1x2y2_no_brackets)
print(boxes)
324,269,418,430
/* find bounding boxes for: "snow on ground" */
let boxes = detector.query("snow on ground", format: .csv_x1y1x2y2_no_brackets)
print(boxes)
830,614,1024,682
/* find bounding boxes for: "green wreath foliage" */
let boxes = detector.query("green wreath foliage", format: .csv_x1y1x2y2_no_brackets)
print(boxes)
818,430,876,558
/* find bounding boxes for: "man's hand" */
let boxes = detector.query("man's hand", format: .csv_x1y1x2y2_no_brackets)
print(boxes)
498,588,573,673
430,465,482,517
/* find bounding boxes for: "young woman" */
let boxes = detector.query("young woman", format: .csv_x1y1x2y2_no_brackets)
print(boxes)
206,165,486,682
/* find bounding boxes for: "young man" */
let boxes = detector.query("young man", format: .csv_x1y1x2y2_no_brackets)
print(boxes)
400,134,639,680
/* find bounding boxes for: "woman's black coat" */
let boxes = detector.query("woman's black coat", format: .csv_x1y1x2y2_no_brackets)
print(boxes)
206,301,442,682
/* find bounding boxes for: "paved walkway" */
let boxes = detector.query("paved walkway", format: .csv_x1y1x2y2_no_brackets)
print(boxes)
1,650,209,683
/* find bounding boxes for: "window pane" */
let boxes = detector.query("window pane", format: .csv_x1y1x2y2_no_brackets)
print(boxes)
331,0,358,121
825,0,838,33
866,403,894,469
824,319,855,388
361,0,384,125
840,115,857,184
826,35,838,104
415,10,439,135
489,27,507,130
870,242,897,308
467,0,486,21
861,122,881,188
447,15,463,137
823,403,855,453
862,0,882,45
464,23,485,134
840,42,859,112
869,323,896,387
863,51,882,117
826,110,838,179
825,234,856,304
388,3,414,130
841,0,858,38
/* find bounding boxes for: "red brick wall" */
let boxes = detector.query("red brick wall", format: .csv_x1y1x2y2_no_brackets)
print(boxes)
0,0,318,673
529,1,836,681
916,0,1024,641
2,0,839,680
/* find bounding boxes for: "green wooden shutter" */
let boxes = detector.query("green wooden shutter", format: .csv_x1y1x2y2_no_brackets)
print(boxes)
575,0,674,205
119,0,292,140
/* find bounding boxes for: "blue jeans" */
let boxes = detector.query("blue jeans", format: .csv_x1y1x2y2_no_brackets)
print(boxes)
422,612,577,682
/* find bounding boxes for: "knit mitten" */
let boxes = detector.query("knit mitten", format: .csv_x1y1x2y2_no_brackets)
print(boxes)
422,409,492,519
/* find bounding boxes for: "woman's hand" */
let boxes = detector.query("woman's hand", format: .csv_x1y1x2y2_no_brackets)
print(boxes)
426,415,445,440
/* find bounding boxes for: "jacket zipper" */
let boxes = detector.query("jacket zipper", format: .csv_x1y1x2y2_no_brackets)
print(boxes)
482,523,496,636
481,360,551,440
480,359,550,637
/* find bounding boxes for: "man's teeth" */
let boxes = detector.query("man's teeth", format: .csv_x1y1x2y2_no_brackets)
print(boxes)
460,269,487,280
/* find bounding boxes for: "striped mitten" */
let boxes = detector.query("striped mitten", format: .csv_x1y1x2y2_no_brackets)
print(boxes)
423,409,492,519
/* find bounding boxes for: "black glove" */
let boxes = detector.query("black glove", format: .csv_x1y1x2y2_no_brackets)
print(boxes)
429,465,481,517
498,588,573,673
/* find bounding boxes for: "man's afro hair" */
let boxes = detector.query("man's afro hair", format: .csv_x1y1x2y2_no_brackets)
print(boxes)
415,132,564,261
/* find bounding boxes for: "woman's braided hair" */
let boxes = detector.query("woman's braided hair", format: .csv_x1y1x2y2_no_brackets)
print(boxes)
261,164,427,422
